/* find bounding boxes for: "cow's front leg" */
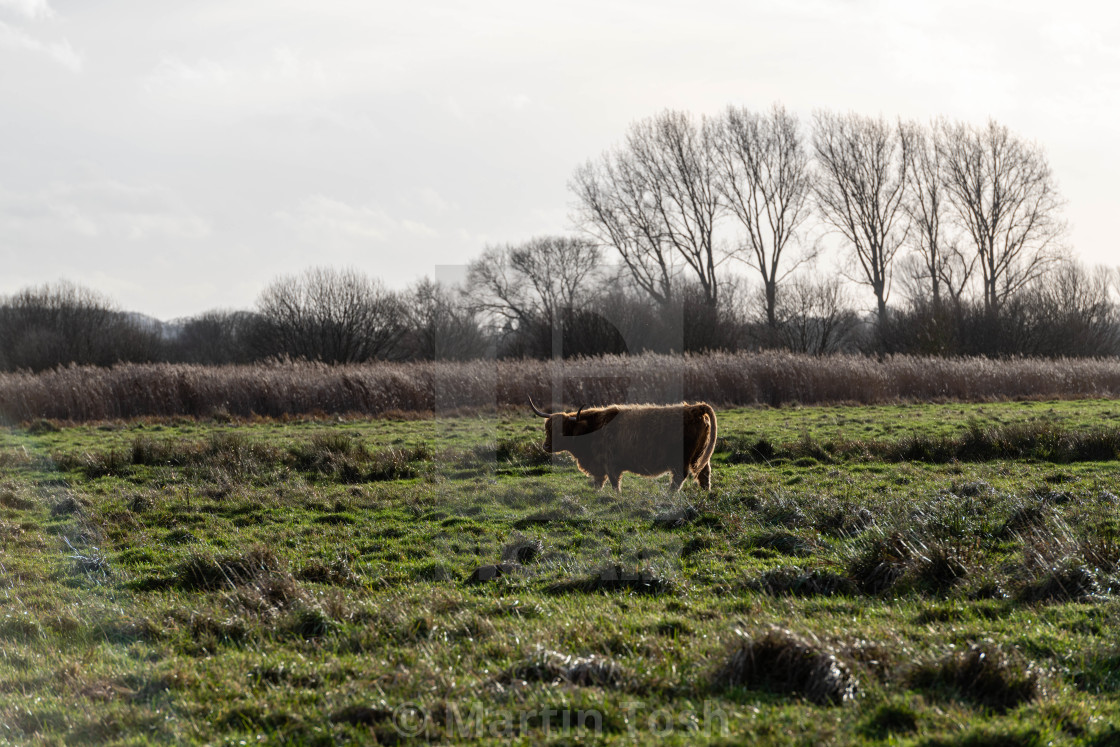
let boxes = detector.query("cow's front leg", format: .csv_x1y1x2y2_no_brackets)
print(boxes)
591,473,608,489
608,473,621,492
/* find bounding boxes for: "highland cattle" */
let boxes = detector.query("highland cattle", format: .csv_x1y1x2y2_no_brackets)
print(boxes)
530,398,718,491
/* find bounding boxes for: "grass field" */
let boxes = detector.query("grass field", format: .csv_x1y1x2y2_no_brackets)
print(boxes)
2,400,1120,744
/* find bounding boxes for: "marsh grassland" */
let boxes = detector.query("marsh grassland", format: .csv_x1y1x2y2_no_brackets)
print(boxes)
2,399,1120,744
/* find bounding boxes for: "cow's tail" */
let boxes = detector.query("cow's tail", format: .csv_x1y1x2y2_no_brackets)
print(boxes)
697,403,718,468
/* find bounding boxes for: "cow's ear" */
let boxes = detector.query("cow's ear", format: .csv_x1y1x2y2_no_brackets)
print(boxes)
570,417,595,437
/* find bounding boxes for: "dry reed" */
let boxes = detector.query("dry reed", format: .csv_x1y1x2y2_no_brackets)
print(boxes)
2,352,1120,423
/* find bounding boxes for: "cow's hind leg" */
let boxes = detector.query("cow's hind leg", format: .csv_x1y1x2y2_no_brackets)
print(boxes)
696,463,712,490
669,471,686,492
591,474,608,490
608,473,621,492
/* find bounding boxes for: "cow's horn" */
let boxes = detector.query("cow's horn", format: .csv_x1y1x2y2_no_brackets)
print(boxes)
568,405,585,423
528,396,551,418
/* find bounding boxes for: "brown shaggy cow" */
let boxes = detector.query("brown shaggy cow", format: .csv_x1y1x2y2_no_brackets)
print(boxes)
530,398,718,491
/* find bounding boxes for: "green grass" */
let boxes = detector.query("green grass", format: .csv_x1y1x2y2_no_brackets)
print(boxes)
2,400,1120,743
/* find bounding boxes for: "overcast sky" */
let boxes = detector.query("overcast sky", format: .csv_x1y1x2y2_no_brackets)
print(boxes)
1,0,1117,319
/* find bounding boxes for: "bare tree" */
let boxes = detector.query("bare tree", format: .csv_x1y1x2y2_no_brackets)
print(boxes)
1019,262,1119,356
714,103,815,328
812,111,911,334
0,281,161,371
572,109,722,307
899,119,976,310
255,267,406,363
466,235,603,356
400,278,489,361
171,309,260,364
938,119,1066,315
571,153,674,305
467,236,601,327
774,274,860,355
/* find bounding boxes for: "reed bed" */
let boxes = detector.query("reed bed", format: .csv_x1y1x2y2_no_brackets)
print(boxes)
2,352,1120,423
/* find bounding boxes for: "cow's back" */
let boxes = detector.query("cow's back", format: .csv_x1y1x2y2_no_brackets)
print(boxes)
594,404,708,477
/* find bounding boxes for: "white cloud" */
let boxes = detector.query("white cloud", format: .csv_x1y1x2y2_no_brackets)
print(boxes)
0,0,53,20
143,56,230,91
277,195,392,241
400,219,438,238
507,93,532,111
414,188,454,213
0,181,210,241
0,19,80,71
142,46,328,96
2,0,1118,318
276,195,438,243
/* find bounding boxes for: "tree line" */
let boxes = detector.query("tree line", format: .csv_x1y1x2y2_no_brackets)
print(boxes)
571,107,1081,347
1,105,1117,372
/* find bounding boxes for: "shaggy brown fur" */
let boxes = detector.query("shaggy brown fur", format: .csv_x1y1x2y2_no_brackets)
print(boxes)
534,401,718,491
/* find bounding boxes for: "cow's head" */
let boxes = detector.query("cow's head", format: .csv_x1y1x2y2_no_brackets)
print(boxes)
529,397,590,452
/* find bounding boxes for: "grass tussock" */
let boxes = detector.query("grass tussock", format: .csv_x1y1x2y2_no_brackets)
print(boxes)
715,627,859,705
60,432,433,482
500,536,544,564
847,531,972,595
907,642,1043,712
1014,514,1118,602
847,531,921,595
0,485,35,510
465,562,522,584
292,435,432,481
175,547,288,592
547,564,672,595
1000,500,1059,538
295,554,361,586
860,699,920,739
367,445,431,481
63,537,111,579
281,605,332,639
652,504,701,528
1020,562,1104,603
6,352,1120,422
744,531,818,557
728,420,1120,465
290,432,368,474
49,492,87,517
495,437,549,468
817,505,876,537
745,566,855,597
499,648,630,689
70,433,282,479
